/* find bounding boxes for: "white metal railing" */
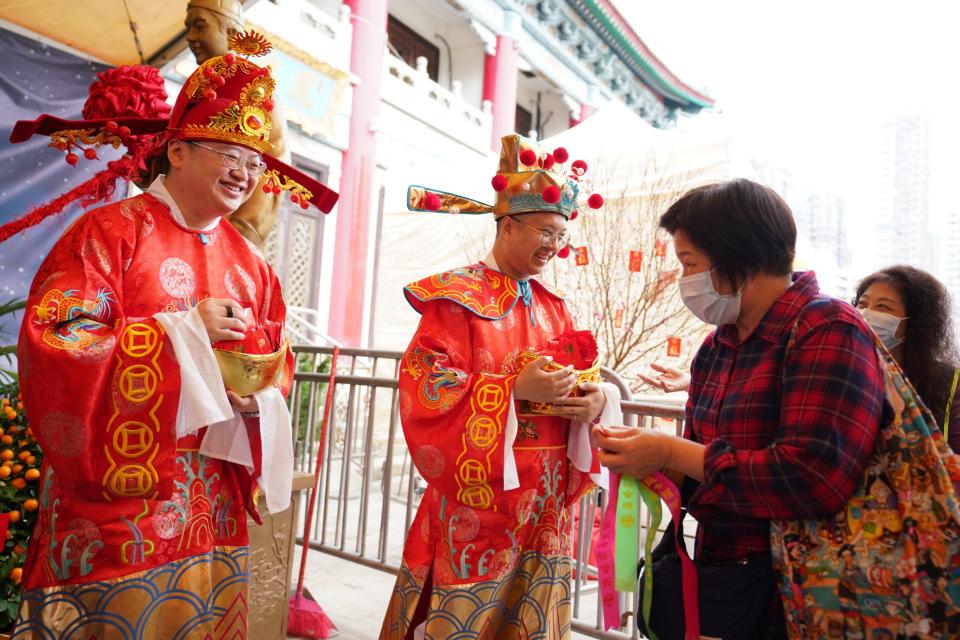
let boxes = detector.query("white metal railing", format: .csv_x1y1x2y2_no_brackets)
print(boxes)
381,52,492,153
289,346,690,640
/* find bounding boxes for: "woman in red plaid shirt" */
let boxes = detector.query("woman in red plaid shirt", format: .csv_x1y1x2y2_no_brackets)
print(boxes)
594,179,888,639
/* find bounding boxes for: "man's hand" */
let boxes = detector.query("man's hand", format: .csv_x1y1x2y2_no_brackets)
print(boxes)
638,363,690,393
199,298,248,342
550,382,607,422
514,356,576,403
227,390,257,414
591,424,673,479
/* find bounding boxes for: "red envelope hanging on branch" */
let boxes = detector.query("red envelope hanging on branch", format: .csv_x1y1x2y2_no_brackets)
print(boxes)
667,336,682,357
629,250,643,272
574,246,590,266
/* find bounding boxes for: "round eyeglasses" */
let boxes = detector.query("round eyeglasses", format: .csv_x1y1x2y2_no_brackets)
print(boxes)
188,141,267,178
509,216,571,248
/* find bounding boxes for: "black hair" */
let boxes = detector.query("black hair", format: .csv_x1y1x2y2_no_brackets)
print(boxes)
855,265,958,424
659,178,797,288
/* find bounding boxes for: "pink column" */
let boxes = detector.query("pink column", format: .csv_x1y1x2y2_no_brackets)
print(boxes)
328,0,388,346
484,13,521,151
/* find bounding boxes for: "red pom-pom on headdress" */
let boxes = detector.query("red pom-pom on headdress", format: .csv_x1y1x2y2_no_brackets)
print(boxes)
542,185,561,204
569,209,579,220
519,148,537,167
491,174,508,192
587,193,604,209
571,159,588,175
557,246,571,259
540,153,555,170
553,147,569,163
424,193,442,210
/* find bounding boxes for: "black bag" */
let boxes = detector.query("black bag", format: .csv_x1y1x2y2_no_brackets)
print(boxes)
636,511,776,640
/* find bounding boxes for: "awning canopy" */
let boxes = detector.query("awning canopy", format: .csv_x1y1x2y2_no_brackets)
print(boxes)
0,0,189,65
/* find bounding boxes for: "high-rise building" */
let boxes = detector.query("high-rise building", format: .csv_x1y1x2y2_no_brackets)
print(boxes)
875,115,933,272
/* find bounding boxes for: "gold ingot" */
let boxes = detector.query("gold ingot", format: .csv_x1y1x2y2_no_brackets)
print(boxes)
213,342,287,396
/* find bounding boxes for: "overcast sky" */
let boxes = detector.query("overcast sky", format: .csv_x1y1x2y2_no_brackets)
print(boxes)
612,0,960,200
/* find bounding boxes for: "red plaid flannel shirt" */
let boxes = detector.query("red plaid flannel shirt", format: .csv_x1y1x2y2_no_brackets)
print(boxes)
685,271,887,562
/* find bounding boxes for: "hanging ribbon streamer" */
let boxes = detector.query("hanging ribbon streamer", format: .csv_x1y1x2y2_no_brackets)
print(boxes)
598,470,700,639
614,474,641,591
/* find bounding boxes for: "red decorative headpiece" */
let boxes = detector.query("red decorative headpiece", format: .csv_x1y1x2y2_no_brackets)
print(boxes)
1,31,338,243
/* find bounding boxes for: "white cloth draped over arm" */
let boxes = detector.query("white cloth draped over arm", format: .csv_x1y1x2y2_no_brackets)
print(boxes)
154,307,294,514
502,381,621,491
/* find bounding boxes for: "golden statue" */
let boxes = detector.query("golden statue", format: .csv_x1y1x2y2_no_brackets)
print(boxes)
183,0,288,248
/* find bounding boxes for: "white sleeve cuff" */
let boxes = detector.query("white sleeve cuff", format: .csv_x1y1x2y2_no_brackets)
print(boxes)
154,307,233,438
503,393,520,491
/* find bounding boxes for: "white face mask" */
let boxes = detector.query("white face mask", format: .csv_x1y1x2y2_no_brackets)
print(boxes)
859,308,905,350
679,269,741,325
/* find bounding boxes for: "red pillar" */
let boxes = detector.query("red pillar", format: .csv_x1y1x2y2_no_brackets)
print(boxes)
328,0,388,346
484,13,521,151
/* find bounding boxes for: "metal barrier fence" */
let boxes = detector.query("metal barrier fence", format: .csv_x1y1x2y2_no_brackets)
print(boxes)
289,345,689,639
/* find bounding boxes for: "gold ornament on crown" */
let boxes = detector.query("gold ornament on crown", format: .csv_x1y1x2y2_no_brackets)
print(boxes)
228,30,272,57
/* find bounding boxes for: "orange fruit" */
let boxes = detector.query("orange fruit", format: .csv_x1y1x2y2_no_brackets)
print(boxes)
24,468,40,481
0,450,13,461
22,499,38,512
17,450,30,461
1,398,8,407
8,510,20,523
18,440,27,448
9,567,21,584
6,427,17,436
0,466,9,479
10,477,26,490
0,435,11,446
12,464,22,474
26,456,35,466
12,544,26,555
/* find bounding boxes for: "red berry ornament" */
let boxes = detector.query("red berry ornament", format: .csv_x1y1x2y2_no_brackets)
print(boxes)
203,66,215,78
105,120,119,133
83,148,98,160
65,152,79,166
203,89,217,101
587,193,604,209
491,174,508,192
519,149,537,167
542,185,561,204
300,200,309,210
553,147,569,163
118,125,131,138
290,194,300,205
262,183,272,194
213,75,226,87
224,53,236,65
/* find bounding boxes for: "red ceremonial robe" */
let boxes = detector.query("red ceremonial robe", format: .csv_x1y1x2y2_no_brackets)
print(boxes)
379,262,595,640
13,191,292,639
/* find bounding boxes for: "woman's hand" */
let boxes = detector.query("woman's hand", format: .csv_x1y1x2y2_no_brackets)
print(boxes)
638,363,691,393
198,298,248,342
550,382,607,422
514,356,576,403
592,424,673,479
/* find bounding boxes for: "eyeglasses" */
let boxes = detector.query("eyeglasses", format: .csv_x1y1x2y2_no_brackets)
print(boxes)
188,141,267,178
509,216,570,248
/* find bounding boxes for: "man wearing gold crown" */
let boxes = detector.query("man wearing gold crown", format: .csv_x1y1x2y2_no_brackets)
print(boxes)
379,134,621,639
8,32,337,638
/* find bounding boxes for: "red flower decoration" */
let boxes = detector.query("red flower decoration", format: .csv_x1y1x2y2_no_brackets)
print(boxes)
491,174,508,192
587,193,604,209
424,193,442,210
553,147,569,163
557,246,571,259
569,209,579,220
540,153,555,170
542,185,561,204
571,159,588,174
519,148,537,167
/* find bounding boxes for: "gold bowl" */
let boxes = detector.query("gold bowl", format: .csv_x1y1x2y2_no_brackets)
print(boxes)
517,357,601,416
213,342,287,397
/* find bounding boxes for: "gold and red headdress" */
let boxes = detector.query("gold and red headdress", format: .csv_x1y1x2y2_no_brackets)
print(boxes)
2,31,338,242
408,133,603,221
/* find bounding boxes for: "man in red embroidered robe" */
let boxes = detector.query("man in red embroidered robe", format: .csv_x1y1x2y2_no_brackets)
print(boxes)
380,135,622,639
9,32,337,639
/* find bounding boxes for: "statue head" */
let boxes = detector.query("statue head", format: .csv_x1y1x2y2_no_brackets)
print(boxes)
185,0,244,63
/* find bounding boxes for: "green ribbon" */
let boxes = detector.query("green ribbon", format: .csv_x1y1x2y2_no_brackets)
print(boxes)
614,474,640,591
637,479,663,640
